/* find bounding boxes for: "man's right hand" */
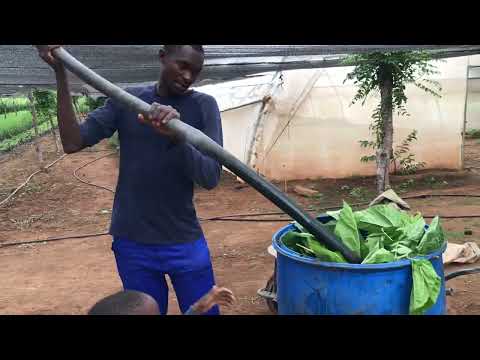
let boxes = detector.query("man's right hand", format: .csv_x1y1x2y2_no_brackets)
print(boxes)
37,45,63,71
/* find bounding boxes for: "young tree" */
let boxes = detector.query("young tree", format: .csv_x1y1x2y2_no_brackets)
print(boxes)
32,89,60,152
344,51,442,193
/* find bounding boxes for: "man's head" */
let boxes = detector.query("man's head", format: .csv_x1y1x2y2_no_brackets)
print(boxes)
158,45,205,96
88,290,160,315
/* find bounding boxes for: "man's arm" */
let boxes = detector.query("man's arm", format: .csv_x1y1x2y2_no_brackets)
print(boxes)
55,67,86,153
37,46,84,154
142,96,224,190
37,46,119,153
177,96,223,190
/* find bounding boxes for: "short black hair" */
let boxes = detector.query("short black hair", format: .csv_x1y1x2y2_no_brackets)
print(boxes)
163,45,204,55
88,290,155,315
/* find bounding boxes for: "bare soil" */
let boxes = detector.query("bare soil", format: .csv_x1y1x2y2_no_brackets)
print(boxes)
1,135,480,315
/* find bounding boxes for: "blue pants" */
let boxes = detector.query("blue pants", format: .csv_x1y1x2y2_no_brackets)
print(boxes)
111,236,219,315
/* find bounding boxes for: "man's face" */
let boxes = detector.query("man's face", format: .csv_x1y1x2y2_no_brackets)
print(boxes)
159,46,204,96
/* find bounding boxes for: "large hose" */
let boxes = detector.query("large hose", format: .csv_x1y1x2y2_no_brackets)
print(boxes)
34,46,360,263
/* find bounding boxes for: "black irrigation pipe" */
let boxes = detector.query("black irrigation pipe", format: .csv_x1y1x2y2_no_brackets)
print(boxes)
0,232,109,249
4,141,480,248
445,268,480,281
202,218,291,223
36,45,360,263
201,214,480,222
201,193,480,221
72,151,117,193
68,151,480,222
2,199,480,248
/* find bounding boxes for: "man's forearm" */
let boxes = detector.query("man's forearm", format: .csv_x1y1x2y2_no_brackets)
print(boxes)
182,143,221,190
55,67,85,153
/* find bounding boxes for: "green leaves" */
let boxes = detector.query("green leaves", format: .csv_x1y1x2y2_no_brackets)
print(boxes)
416,216,445,255
362,248,395,264
409,259,442,315
396,215,426,246
32,89,57,122
303,236,348,263
355,204,408,233
334,202,361,258
281,231,347,263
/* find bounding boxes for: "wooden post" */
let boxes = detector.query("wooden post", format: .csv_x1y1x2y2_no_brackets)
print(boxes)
27,90,43,164
48,115,60,153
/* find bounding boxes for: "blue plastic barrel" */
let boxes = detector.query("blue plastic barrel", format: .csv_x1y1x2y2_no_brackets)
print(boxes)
272,216,447,315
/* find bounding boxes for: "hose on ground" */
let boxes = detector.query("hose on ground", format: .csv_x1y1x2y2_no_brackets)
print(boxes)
445,267,480,281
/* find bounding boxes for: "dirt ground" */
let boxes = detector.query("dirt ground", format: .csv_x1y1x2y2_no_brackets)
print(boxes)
1,135,480,315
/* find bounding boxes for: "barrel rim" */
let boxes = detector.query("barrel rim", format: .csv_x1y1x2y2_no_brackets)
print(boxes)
272,223,447,270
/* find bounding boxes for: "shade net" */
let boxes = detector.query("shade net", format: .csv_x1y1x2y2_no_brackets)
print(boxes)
1,45,480,96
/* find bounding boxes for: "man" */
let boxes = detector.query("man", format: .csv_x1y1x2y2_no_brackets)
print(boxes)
38,45,224,315
88,286,235,315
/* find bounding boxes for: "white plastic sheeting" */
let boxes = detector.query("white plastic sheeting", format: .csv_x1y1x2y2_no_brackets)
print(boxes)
208,56,476,180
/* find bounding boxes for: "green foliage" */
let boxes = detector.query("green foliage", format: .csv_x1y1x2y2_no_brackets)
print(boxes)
0,119,57,152
466,129,480,139
359,129,426,175
85,96,107,111
409,259,441,315
32,89,57,123
0,111,35,141
343,51,442,117
0,93,57,149
108,131,120,149
348,186,369,200
392,130,426,174
0,97,30,115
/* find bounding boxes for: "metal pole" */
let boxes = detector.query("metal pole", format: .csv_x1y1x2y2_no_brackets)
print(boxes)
34,45,361,263
461,58,471,170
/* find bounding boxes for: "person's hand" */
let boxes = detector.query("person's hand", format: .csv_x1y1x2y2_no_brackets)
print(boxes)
37,45,63,71
138,102,180,140
192,286,236,314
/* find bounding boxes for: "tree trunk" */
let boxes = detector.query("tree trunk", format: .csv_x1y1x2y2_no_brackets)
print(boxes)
27,91,43,164
376,65,394,194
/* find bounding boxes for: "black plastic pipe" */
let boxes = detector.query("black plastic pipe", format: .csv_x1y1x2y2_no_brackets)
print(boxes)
445,267,480,281
34,45,361,263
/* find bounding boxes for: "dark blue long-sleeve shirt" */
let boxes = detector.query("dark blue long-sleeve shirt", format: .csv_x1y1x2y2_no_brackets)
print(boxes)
79,85,223,245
